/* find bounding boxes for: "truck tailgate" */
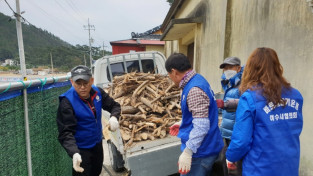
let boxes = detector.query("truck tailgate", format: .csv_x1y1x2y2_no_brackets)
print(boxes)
125,137,181,176
102,110,181,175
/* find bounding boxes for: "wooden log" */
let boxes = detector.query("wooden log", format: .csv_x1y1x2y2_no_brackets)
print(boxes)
137,105,147,114
146,86,158,98
160,130,166,138
165,83,175,93
120,129,131,141
148,117,164,124
161,94,180,100
166,108,173,119
148,134,155,140
131,80,149,106
140,133,148,140
108,72,184,148
121,106,139,114
140,97,164,114
122,114,146,120
113,89,126,99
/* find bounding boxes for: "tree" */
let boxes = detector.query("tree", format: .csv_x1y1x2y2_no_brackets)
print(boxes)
167,0,174,6
0,12,112,72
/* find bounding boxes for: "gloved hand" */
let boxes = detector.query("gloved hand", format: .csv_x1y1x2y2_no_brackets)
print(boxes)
216,99,224,109
224,99,239,109
226,159,237,170
109,116,119,131
73,153,84,173
169,120,182,136
178,147,192,174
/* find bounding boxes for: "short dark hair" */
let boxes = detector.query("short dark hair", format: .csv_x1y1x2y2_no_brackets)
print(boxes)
165,53,191,73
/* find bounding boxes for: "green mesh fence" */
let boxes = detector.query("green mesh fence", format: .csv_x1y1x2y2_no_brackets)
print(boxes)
0,84,72,176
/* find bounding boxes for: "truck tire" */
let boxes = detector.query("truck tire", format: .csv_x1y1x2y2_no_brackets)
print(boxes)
107,140,125,172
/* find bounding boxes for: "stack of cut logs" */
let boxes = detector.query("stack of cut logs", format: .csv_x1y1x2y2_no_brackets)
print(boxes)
105,72,182,149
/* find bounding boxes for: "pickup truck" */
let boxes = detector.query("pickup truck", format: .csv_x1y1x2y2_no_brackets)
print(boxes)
93,51,181,176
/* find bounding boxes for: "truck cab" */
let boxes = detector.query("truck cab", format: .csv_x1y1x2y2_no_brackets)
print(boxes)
93,51,167,88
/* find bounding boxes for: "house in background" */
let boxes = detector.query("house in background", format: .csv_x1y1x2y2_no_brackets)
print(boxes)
110,25,165,55
4,59,15,66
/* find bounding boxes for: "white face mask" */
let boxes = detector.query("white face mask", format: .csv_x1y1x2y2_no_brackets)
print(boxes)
224,70,237,80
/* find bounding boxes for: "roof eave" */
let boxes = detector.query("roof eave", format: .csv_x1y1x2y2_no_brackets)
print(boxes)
161,0,185,32
160,16,204,41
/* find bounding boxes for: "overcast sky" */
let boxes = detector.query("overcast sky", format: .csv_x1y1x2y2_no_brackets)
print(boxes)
0,0,171,51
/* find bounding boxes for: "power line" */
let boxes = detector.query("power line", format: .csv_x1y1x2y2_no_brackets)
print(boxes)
53,0,109,48
84,18,95,68
3,0,107,47
65,0,87,22
4,0,31,25
54,0,85,26
66,1,107,48
27,0,87,44
4,0,15,13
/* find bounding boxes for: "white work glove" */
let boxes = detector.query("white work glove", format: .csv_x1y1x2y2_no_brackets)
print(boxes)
109,116,119,131
178,147,192,174
169,120,182,136
73,153,84,173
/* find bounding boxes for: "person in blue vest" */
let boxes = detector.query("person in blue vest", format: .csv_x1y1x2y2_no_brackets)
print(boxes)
216,56,243,176
226,48,303,176
166,53,223,176
57,65,121,176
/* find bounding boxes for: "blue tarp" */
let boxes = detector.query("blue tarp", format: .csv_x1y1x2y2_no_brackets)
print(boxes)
0,81,71,101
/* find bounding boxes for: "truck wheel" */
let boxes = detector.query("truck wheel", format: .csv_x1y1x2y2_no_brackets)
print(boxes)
107,140,125,172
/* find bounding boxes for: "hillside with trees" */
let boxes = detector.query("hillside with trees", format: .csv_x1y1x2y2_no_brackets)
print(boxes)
0,12,111,72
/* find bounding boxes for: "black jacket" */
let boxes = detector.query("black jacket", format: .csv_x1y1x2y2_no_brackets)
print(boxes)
56,86,121,157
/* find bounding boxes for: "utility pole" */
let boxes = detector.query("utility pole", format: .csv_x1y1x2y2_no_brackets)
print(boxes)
102,42,107,57
84,54,86,66
15,0,32,175
50,52,54,76
83,18,95,68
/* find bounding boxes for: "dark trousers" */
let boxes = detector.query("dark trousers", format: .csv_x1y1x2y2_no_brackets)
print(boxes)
73,141,104,176
222,139,242,176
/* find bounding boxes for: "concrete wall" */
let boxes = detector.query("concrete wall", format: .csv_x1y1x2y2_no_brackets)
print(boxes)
163,0,313,174
169,0,228,92
226,1,313,174
145,45,165,55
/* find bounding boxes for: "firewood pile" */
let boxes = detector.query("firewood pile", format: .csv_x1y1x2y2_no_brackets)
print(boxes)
105,72,182,149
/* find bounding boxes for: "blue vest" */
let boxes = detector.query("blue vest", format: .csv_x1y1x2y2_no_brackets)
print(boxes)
242,88,303,176
60,85,103,149
178,74,223,158
220,68,242,139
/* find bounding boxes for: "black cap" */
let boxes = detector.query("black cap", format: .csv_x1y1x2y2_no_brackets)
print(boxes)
71,65,92,82
220,57,241,69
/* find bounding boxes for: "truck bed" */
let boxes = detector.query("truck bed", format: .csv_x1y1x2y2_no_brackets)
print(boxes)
102,110,181,176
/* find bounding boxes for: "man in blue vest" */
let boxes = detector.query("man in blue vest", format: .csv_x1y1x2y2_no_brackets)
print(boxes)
166,53,223,176
216,57,243,176
57,65,121,176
